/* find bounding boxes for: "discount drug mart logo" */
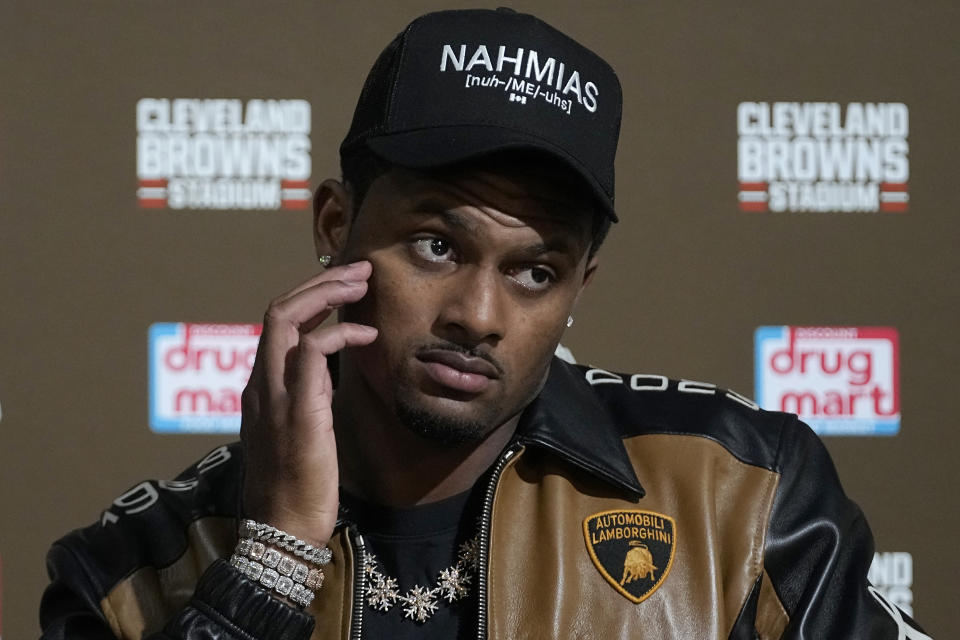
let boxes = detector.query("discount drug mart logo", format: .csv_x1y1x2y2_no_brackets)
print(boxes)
136,98,312,210
754,326,899,435
737,102,909,213
149,323,260,433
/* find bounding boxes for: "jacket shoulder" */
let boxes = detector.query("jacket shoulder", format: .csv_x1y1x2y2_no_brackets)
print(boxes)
571,363,804,473
47,442,243,599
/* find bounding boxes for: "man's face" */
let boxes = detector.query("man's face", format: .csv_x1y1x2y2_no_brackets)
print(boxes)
335,164,597,444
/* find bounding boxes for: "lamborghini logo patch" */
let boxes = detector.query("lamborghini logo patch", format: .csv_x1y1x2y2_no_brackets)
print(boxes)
583,510,677,603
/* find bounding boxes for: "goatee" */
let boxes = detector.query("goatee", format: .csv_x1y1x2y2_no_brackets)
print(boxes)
395,397,491,446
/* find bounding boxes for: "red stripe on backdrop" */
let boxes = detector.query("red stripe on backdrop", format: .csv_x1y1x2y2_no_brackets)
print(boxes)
880,182,908,191
856,327,898,340
281,200,311,210
880,201,908,212
739,201,768,212
138,179,168,187
738,182,767,190
139,199,167,208
281,180,310,188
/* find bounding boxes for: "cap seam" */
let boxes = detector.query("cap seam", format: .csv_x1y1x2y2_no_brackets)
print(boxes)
384,21,418,133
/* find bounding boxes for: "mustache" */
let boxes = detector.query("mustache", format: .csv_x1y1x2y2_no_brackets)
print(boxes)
416,341,506,377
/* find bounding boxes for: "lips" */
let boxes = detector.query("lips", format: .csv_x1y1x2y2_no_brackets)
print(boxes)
416,348,501,394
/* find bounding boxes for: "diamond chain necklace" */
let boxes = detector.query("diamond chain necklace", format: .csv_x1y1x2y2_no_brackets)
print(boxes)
362,534,480,623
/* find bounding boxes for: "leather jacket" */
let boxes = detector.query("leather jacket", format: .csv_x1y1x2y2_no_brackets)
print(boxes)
40,358,930,639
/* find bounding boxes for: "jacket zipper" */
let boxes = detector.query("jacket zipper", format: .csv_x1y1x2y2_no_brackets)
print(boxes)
476,444,523,640
344,443,522,640
349,528,366,640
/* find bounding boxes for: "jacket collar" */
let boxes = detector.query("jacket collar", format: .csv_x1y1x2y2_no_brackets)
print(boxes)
516,357,645,500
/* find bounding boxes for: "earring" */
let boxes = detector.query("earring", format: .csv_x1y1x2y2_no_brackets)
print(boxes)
566,315,574,328
318,255,332,268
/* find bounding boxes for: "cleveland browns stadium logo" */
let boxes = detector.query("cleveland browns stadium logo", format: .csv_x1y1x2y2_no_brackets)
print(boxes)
583,510,676,603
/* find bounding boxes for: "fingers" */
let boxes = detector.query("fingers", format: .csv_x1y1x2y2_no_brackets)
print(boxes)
275,260,372,304
244,262,370,403
262,274,372,398
288,323,378,435
239,382,260,441
298,322,379,363
274,279,368,333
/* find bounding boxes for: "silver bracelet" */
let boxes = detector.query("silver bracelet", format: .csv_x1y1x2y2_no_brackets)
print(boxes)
239,519,333,567
230,551,321,608
236,538,325,589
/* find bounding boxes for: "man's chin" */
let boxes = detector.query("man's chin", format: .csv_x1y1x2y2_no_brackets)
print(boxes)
395,396,495,446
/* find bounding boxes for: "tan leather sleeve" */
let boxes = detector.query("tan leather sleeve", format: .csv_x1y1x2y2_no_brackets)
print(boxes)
98,517,354,640
308,529,353,640
100,516,234,637
756,568,790,639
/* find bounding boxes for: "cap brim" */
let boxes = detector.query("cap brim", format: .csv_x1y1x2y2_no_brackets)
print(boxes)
365,125,618,222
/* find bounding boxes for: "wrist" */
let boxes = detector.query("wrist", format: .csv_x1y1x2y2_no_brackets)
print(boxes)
242,500,336,548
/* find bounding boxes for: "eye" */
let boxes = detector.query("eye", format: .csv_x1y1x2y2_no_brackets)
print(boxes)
411,237,456,263
509,265,556,292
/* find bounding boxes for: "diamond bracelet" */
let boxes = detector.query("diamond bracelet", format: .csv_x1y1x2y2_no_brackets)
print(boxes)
239,519,333,567
231,538,325,608
230,552,320,608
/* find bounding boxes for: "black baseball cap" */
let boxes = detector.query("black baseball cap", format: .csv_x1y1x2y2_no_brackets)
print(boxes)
340,8,622,221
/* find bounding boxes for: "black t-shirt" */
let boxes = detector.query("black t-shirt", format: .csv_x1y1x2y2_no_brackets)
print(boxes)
340,485,484,640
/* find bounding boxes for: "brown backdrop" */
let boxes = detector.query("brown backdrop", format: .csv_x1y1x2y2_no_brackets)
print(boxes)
1,1,957,637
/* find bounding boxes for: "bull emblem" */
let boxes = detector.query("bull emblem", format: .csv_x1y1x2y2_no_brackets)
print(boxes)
620,541,658,585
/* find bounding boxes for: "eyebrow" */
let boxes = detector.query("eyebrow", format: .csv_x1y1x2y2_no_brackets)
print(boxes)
519,240,579,257
410,198,585,257
411,199,479,232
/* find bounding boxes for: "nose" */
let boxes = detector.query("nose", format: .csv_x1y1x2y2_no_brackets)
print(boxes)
437,265,506,345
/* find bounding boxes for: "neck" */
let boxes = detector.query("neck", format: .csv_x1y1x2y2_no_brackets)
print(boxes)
333,363,519,507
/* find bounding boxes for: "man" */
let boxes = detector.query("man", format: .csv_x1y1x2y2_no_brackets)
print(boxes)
41,8,929,639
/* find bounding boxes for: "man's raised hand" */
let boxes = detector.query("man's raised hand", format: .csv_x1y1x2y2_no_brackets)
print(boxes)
240,261,377,546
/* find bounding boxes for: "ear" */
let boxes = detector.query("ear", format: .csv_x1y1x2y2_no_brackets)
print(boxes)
313,179,354,263
565,255,599,324
574,255,599,305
